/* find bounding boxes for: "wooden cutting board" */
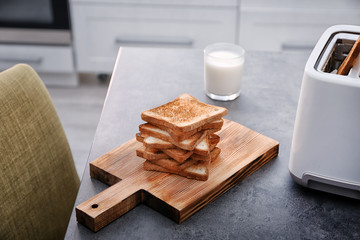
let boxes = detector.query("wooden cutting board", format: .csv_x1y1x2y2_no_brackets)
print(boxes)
76,119,279,232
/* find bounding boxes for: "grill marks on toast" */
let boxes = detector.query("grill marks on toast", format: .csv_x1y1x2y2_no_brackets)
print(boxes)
138,94,227,181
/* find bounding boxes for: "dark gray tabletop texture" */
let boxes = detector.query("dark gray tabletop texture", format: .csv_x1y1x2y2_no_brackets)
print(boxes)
65,48,359,240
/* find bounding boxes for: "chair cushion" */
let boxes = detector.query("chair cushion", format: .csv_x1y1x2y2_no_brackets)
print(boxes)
0,64,80,240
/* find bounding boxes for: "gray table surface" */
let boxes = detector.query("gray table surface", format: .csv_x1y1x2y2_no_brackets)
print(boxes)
65,47,359,240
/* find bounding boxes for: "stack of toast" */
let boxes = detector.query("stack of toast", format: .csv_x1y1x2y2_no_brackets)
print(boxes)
136,93,228,181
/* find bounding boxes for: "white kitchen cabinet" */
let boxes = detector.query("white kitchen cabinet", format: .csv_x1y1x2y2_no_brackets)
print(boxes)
239,0,360,52
70,0,240,73
0,44,78,86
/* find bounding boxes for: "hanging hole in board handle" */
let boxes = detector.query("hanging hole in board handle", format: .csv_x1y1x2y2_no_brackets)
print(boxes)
91,204,99,209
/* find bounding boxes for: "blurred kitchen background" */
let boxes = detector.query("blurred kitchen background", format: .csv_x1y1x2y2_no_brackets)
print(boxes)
0,0,359,177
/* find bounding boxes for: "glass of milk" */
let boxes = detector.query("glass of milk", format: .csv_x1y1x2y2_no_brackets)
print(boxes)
204,43,245,101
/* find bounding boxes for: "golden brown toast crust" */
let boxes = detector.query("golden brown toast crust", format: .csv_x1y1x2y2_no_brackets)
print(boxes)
191,147,221,162
153,119,223,142
137,131,212,152
139,94,227,181
162,148,193,163
143,160,209,181
139,123,207,150
136,147,169,160
148,157,200,172
143,135,175,149
141,94,227,132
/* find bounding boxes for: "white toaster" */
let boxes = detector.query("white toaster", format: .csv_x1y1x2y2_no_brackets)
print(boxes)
289,25,360,199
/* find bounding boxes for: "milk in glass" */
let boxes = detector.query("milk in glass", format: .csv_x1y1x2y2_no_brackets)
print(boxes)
204,43,245,101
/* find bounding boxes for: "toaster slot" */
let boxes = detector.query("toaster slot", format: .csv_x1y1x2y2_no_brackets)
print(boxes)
316,32,360,78
322,39,353,73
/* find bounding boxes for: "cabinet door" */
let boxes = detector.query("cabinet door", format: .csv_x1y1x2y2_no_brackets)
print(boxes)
0,45,75,72
71,3,238,72
240,0,360,51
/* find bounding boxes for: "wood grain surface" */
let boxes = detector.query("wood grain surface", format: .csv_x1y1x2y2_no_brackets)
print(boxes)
76,119,279,232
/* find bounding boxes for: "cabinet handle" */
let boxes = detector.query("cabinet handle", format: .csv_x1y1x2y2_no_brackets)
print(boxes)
281,42,315,51
115,36,193,47
0,57,43,64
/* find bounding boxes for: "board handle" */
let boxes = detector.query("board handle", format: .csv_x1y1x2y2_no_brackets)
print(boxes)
76,178,142,232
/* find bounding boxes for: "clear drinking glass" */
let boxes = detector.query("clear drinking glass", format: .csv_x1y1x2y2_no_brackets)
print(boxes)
204,43,245,101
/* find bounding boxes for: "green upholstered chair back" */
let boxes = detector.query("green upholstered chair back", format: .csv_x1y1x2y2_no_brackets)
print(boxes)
0,64,80,239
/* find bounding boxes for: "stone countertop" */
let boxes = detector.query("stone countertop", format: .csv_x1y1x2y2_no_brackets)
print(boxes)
65,47,359,240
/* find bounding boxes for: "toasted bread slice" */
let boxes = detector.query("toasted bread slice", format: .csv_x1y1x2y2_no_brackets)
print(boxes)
191,147,221,162
137,142,193,163
139,130,209,151
149,157,199,172
202,119,224,130
143,134,211,154
136,146,168,160
139,123,171,143
139,123,207,150
141,94,227,133
143,160,209,181
171,131,206,150
162,148,193,163
147,158,181,171
182,161,209,181
155,118,223,142
137,147,197,169
193,137,210,156
210,147,221,163
143,135,175,149
208,133,220,145
136,147,145,158
168,126,221,142
136,132,144,142
137,132,217,159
